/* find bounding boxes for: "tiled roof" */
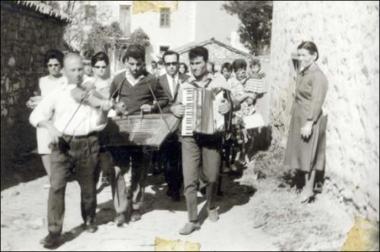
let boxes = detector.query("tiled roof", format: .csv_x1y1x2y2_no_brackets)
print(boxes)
173,37,251,57
5,1,71,23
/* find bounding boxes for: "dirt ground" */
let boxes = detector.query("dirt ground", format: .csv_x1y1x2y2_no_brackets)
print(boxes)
1,146,358,251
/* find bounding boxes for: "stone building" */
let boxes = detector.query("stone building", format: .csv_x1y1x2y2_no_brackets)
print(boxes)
173,37,251,69
1,1,70,166
268,1,379,220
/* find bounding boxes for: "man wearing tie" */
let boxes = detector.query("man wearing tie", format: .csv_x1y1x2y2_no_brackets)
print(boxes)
158,50,189,201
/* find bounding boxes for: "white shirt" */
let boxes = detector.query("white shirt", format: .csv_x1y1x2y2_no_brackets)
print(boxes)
125,70,145,87
39,75,67,97
30,84,107,136
166,73,179,97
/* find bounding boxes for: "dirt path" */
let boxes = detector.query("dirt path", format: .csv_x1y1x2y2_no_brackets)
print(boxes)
1,157,354,251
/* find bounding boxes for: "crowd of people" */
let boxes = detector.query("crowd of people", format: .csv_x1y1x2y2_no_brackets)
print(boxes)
26,40,328,249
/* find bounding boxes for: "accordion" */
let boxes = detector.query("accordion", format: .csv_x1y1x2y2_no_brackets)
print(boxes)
181,87,232,136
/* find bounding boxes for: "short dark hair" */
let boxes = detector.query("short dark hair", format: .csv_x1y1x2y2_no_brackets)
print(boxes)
83,49,95,60
179,62,188,73
232,59,247,72
91,51,109,66
122,44,145,63
221,62,232,72
162,50,179,62
44,49,64,66
297,41,319,61
189,46,208,62
250,58,261,68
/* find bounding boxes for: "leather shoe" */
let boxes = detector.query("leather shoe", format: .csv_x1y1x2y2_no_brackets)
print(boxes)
130,210,142,222
115,214,125,227
179,222,200,235
83,218,98,233
40,233,61,249
208,207,219,222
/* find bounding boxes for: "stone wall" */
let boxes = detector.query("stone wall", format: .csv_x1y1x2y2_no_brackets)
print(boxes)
1,2,68,165
269,1,379,220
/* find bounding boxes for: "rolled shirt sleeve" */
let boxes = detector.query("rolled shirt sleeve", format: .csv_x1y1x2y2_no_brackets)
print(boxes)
307,72,328,122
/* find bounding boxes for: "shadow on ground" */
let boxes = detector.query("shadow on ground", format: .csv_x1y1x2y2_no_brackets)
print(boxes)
1,153,45,191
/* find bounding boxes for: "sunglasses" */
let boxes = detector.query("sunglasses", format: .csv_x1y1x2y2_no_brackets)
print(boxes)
165,62,178,66
48,64,60,67
94,66,107,69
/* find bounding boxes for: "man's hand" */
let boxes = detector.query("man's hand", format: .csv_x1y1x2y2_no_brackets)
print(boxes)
246,97,254,106
301,120,314,140
218,99,231,115
170,104,185,118
114,101,128,116
140,104,153,113
101,100,114,111
26,96,42,109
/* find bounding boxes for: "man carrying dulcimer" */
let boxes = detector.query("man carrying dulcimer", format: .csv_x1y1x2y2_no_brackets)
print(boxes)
107,44,169,225
170,46,233,235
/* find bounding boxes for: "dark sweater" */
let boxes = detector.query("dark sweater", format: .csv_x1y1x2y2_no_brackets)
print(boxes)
110,71,169,115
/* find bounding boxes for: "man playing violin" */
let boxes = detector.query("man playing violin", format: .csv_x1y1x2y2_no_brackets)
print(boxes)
29,53,111,249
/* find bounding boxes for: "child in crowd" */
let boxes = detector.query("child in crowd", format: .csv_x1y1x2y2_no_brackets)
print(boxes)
242,58,267,161
223,59,255,172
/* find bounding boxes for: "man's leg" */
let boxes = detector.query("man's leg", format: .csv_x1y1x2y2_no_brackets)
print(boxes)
127,148,149,221
41,146,71,248
180,136,201,235
108,148,130,226
202,139,222,222
163,138,182,201
75,137,99,232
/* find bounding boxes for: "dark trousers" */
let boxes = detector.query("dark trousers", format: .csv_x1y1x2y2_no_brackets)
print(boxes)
109,147,149,212
181,134,222,222
48,135,99,234
161,134,182,193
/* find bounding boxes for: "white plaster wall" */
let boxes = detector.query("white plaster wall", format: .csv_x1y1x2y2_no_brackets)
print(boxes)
131,1,196,55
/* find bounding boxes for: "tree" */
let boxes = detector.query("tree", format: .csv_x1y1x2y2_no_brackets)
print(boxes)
223,1,273,55
128,28,150,48
84,22,123,52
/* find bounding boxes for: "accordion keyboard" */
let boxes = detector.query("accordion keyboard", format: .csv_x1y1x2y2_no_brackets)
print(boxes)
182,88,195,136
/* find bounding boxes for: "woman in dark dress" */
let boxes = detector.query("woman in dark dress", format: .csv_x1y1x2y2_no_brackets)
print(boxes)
284,41,328,203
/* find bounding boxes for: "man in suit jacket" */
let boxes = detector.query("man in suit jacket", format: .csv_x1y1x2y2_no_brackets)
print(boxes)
158,50,189,201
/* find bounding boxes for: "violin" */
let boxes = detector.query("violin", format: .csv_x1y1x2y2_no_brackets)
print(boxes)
70,79,128,115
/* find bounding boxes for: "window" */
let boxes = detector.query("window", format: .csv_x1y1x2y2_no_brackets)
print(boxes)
119,5,131,36
84,5,96,24
160,7,170,27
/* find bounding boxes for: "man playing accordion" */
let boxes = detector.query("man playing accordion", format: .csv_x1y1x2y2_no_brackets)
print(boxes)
170,46,233,235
